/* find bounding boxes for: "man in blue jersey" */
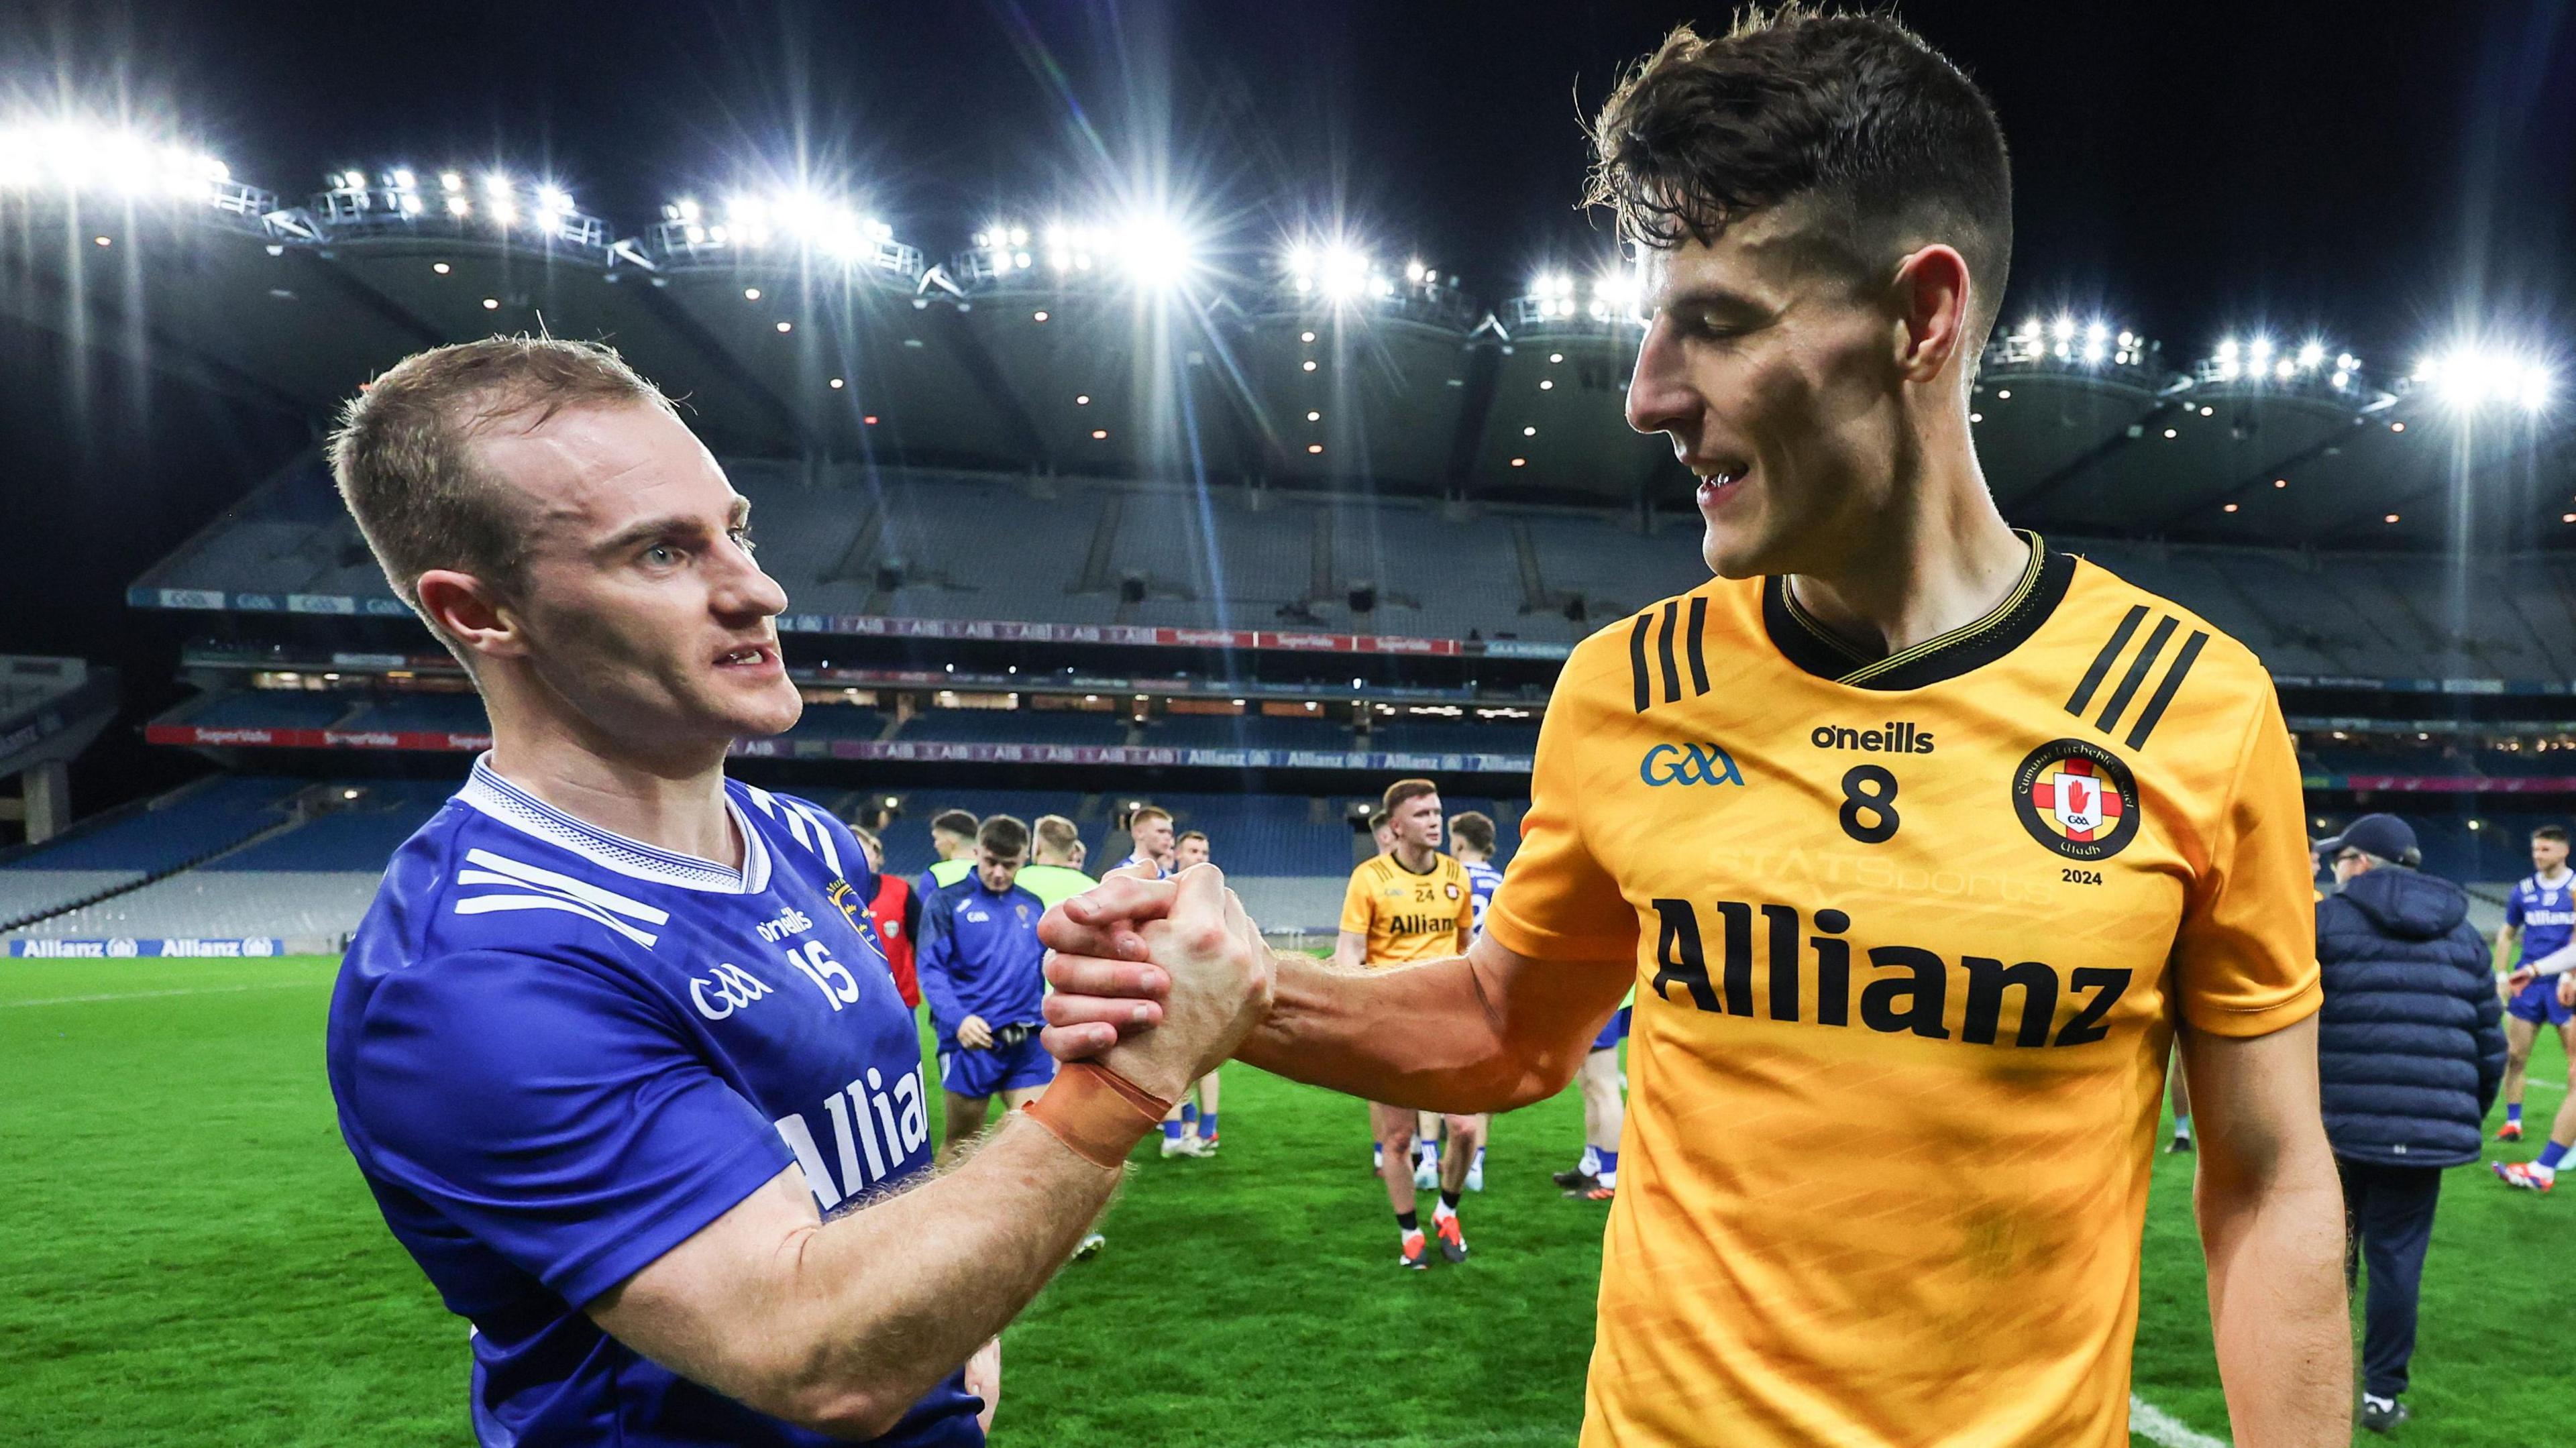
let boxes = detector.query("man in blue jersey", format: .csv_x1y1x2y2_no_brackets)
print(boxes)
2495,824,2575,1146
1448,811,1504,930
919,815,1054,1154
1111,803,1176,878
322,336,1269,1448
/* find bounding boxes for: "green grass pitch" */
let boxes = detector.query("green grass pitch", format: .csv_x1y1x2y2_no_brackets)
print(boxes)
3,955,2570,1445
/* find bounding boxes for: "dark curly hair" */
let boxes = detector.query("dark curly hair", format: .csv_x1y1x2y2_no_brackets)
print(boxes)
1587,5,2012,349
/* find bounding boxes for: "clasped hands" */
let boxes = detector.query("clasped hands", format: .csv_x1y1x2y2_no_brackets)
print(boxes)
1036,865,1276,1103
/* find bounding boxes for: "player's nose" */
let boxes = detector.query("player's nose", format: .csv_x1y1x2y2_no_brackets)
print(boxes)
1625,315,1697,440
710,540,789,620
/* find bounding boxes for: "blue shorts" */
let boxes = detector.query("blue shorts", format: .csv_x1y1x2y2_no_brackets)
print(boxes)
1591,1005,1632,1053
938,1029,1057,1099
2507,976,2575,1027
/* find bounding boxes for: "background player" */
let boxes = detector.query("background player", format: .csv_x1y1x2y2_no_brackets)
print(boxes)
1170,830,1223,1152
1112,804,1177,878
920,816,1055,1159
1448,811,1506,1191
324,335,1265,1445
1040,11,2349,1439
1016,814,1096,911
917,807,980,899
2495,824,2574,1143
1336,779,1478,1268
853,824,923,1010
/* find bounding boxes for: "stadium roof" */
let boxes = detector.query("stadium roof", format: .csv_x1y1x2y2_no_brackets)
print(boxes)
2,133,2571,549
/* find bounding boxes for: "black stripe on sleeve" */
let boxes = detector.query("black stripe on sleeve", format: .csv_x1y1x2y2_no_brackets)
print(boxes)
2094,614,2178,734
2065,604,2148,717
1656,598,1682,704
2125,630,2210,750
1684,596,1711,697
1628,613,1652,713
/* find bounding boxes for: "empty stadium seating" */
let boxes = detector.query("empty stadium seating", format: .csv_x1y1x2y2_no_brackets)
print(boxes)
144,455,2576,679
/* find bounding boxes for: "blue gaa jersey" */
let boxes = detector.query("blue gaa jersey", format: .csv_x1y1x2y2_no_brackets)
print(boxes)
1462,858,1503,932
917,876,1047,1042
327,757,981,1448
2508,871,2576,960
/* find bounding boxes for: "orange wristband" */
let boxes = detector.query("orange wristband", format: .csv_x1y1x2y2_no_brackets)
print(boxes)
1022,1062,1173,1170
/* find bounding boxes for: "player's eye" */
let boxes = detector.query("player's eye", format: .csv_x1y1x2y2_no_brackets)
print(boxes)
641,542,686,567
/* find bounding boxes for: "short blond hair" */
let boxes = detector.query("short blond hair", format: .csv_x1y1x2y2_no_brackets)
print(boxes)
1032,814,1081,860
328,335,678,642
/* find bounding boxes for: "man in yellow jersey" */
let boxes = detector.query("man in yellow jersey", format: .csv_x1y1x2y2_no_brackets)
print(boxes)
1338,779,1477,1268
1038,9,2347,1445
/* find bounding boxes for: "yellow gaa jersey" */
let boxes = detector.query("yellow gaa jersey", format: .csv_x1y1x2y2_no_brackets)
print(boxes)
1341,852,1476,967
1482,535,2319,1448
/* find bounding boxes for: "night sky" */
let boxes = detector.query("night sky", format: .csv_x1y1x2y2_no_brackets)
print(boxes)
3,0,2573,809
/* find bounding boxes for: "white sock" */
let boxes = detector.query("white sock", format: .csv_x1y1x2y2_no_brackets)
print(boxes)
2173,1118,2191,1139
1432,1198,1457,1223
2532,1159,2559,1181
1598,1166,1618,1188
1578,1145,1601,1175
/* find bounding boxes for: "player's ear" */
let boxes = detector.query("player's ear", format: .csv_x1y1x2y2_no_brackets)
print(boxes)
417,569,529,661
1889,243,1972,386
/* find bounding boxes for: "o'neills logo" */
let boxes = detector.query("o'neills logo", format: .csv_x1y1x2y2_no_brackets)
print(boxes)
1811,722,1935,754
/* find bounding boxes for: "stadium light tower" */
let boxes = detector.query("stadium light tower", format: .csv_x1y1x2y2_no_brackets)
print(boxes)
2413,339,2555,414
1116,211,1197,291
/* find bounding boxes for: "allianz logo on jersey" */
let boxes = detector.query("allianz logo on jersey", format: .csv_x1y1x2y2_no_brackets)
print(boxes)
1640,742,1745,787
774,1066,930,1214
1650,899,2133,1051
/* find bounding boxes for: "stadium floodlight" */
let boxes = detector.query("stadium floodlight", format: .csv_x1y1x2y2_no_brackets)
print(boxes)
437,170,464,192
390,167,415,190
1116,213,1197,289
0,117,246,211
2414,341,2555,413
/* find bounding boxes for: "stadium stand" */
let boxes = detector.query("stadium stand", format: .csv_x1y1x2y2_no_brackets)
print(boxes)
146,455,2576,677
0,775,305,930
5,779,453,941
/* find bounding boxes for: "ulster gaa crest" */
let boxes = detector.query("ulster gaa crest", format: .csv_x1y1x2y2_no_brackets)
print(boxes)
2012,739,2140,860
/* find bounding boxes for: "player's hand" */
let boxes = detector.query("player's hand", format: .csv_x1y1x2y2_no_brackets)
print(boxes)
1083,865,1274,1100
965,1336,1000,1434
958,1015,994,1050
1038,872,1183,1057
2507,966,2538,994
2559,972,2575,1010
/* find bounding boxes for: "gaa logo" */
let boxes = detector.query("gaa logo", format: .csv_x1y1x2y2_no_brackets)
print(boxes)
2012,739,2141,860
690,961,775,1021
1640,742,1745,787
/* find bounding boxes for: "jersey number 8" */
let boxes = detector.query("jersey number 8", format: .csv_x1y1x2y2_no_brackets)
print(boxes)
1838,765,1900,845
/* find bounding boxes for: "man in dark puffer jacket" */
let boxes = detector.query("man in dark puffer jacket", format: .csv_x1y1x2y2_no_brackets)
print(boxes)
2312,813,2508,1434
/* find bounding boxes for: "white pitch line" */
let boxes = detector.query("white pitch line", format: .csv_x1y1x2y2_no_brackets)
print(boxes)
2131,1394,2231,1448
0,980,319,1009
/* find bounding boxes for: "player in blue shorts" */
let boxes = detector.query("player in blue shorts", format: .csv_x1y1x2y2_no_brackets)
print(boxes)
920,816,1056,1155
2494,825,2574,1144
322,336,1254,1447
1448,811,1507,1191
1553,1002,1630,1200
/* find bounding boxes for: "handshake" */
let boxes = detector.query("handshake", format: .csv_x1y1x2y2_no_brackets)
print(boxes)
1036,865,1279,1103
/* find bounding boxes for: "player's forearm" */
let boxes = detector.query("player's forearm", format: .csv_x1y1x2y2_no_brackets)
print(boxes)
777,1117,1118,1435
2522,938,2576,978
1237,950,1568,1112
2194,1138,2351,1446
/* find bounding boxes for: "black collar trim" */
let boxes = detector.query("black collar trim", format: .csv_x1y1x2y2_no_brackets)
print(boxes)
1762,532,2075,691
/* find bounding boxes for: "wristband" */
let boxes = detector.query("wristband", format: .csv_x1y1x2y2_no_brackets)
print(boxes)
1021,1062,1173,1170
